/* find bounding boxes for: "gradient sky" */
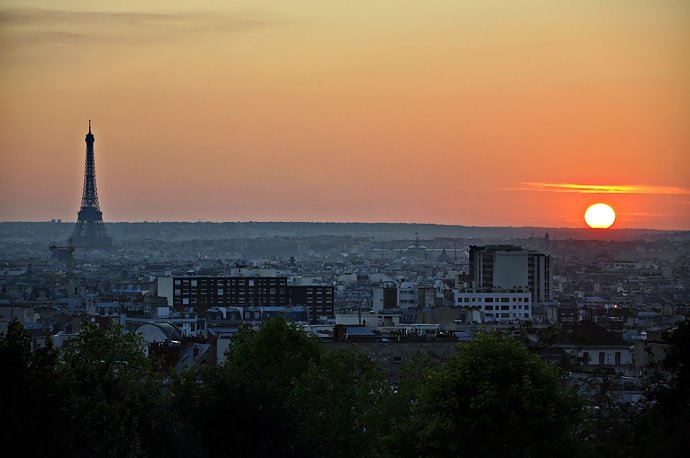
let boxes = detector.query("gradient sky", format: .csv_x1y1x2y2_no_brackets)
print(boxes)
1,0,688,229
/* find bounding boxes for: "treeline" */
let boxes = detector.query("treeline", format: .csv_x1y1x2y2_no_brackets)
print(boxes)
1,317,688,457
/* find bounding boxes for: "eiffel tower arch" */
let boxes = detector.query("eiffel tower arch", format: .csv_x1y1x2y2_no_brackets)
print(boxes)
71,121,113,248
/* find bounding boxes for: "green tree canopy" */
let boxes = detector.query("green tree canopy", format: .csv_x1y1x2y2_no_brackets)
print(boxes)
169,315,324,457
636,320,690,456
290,345,390,458
411,331,582,458
374,349,442,458
58,322,189,457
222,315,323,396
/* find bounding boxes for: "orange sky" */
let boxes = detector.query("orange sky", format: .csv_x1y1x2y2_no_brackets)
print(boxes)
1,1,689,230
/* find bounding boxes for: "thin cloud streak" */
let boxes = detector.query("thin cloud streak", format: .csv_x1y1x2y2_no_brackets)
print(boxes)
0,8,280,48
0,8,276,28
507,183,690,195
618,212,683,217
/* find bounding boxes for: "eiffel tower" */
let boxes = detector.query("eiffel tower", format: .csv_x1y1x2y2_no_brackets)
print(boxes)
70,121,112,248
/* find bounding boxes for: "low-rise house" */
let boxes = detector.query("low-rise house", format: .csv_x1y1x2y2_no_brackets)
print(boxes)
559,320,635,376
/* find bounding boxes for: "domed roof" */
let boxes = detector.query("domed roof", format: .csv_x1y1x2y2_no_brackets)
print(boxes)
405,234,427,258
405,244,428,259
436,249,452,263
135,322,182,342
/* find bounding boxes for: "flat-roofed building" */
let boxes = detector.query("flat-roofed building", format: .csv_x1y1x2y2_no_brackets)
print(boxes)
157,275,333,324
469,245,552,302
454,288,532,322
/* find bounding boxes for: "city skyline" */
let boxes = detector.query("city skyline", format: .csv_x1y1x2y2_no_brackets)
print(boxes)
1,1,688,230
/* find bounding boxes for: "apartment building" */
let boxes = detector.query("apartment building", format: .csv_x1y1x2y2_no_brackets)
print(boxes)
157,273,334,324
468,245,552,302
454,288,533,322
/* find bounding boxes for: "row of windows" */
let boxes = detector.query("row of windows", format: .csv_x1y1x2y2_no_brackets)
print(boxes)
582,351,623,365
486,313,530,319
176,287,331,295
176,298,290,306
176,288,288,296
458,297,528,303
174,285,333,296
239,310,334,320
174,278,286,287
174,297,333,305
242,309,332,318
482,305,530,311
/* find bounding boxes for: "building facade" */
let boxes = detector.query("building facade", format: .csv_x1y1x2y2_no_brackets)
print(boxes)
157,275,334,324
453,288,533,322
469,245,552,302
371,283,399,312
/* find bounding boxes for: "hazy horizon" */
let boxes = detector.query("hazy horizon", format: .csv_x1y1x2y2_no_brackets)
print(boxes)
0,219,679,233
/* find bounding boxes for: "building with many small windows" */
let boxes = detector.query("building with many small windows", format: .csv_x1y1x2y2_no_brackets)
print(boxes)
453,288,532,322
371,281,441,312
468,245,552,302
157,273,334,324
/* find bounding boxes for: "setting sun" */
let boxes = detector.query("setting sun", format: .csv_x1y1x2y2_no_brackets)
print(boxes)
584,203,616,229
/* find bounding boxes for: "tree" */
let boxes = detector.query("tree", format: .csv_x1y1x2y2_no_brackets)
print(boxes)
576,369,642,458
170,364,308,458
289,345,390,458
58,321,188,457
374,349,442,458
222,315,323,396
636,320,690,456
169,315,323,457
410,331,582,457
0,319,65,453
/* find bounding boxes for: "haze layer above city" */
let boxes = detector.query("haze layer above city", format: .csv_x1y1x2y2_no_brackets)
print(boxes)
1,1,688,230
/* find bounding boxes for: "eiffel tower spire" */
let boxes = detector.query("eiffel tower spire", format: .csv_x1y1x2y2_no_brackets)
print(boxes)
71,121,112,248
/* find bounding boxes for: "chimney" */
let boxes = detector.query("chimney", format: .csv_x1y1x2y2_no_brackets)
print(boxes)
333,324,347,341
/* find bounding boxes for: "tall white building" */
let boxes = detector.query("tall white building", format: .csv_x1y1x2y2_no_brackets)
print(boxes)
469,245,552,302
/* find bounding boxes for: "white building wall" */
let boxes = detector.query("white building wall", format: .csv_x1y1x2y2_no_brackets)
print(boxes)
494,251,529,289
335,312,375,327
453,289,533,322
228,267,276,277
562,345,635,375
371,287,384,313
337,273,358,284
157,276,173,310
216,336,231,366
398,281,418,309
370,273,394,283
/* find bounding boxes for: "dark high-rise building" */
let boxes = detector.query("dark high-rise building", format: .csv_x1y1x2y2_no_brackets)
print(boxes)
158,274,335,324
71,121,112,248
289,285,335,321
